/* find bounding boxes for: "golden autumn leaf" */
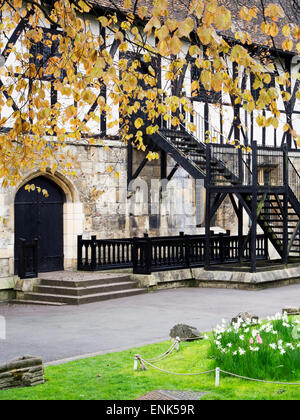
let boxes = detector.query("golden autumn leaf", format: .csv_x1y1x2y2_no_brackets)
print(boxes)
214,7,231,31
177,18,194,38
282,25,290,37
134,118,144,129
282,39,293,51
169,36,182,55
123,0,132,9
264,4,284,21
197,26,211,45
137,6,147,20
78,1,91,12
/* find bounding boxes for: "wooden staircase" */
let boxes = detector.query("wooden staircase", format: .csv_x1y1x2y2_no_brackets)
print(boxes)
150,126,240,184
243,191,300,259
145,115,300,265
11,272,145,305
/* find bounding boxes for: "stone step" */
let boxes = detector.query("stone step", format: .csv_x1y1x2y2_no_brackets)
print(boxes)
39,273,132,288
10,299,67,306
33,281,137,296
23,288,145,305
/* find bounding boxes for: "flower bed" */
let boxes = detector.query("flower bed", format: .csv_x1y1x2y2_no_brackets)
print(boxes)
210,313,300,381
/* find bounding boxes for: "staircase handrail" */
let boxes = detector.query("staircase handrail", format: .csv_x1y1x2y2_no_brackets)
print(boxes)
288,157,300,200
185,109,226,144
155,129,206,178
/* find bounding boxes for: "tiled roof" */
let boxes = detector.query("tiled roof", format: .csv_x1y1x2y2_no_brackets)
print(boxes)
88,0,299,54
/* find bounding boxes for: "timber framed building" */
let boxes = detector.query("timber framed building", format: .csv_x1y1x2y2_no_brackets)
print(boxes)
0,0,300,300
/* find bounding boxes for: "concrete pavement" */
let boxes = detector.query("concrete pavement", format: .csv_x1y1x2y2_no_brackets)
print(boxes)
0,285,300,364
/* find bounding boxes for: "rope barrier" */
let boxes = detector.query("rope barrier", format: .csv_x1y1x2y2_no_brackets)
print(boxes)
134,321,300,387
136,338,180,363
219,369,300,386
133,345,300,386
140,358,215,376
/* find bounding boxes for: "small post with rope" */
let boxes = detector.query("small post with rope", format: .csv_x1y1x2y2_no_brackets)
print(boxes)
175,337,180,352
215,367,220,387
134,355,140,371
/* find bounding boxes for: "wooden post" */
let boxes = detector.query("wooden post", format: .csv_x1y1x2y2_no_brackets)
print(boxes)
185,233,190,268
127,140,133,187
219,233,224,263
205,144,212,268
91,235,97,270
161,150,167,180
264,231,269,260
250,141,258,273
238,147,244,184
144,233,152,274
132,237,138,274
282,145,289,264
238,200,243,263
285,57,292,150
77,235,83,270
215,367,220,387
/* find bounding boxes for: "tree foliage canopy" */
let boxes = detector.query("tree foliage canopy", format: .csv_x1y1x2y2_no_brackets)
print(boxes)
0,0,299,186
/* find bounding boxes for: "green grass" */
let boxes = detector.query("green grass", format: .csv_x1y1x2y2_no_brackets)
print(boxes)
0,337,300,400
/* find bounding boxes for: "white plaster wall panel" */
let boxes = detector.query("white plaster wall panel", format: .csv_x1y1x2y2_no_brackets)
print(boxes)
252,110,261,144
57,90,75,132
222,105,234,141
264,109,274,147
208,103,221,140
192,101,205,141
86,14,100,36
239,109,248,146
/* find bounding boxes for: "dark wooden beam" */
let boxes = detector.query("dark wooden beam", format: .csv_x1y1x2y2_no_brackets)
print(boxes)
167,163,179,181
210,193,227,217
160,150,167,179
250,141,258,272
131,157,148,181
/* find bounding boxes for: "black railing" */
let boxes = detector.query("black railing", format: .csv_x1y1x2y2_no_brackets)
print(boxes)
288,157,300,200
77,235,133,271
132,232,268,274
17,238,38,279
78,232,268,274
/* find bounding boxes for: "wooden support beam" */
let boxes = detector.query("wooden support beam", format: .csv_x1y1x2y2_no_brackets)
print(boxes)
288,221,300,255
229,193,239,216
235,193,252,218
205,188,211,268
131,157,148,181
127,141,133,186
238,200,244,264
167,163,179,181
282,145,289,263
204,144,212,268
257,193,268,217
160,150,167,179
210,193,227,217
250,141,258,272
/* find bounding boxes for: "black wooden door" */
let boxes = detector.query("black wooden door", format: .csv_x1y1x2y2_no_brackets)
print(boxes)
14,176,65,273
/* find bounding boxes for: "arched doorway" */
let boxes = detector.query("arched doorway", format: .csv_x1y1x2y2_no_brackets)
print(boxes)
14,176,65,273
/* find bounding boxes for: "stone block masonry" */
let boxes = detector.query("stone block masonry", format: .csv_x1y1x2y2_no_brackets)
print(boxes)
0,356,44,390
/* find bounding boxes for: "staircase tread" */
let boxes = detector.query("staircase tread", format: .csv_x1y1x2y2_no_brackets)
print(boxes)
25,288,144,299
36,281,137,291
38,271,131,282
10,299,67,306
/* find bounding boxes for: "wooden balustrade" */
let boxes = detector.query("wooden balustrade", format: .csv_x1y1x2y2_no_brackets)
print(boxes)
78,232,268,274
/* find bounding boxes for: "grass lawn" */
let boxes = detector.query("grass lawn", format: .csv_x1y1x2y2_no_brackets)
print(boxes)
0,338,300,400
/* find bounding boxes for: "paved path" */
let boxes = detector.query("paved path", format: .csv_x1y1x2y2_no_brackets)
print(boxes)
0,285,299,364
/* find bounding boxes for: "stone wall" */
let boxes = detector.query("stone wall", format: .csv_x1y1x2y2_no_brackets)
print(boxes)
0,356,44,390
0,139,199,296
